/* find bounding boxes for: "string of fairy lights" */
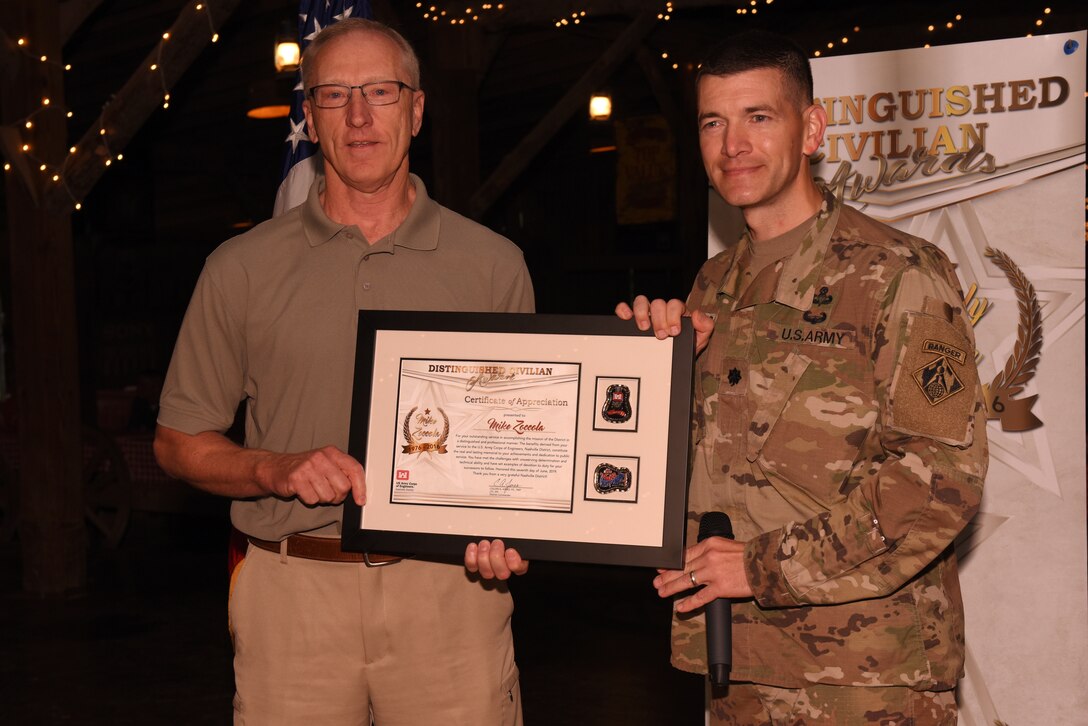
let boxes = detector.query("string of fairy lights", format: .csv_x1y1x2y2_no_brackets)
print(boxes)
817,5,1058,54
0,1,222,212
414,2,503,24
0,1,1073,212
1025,6,1055,36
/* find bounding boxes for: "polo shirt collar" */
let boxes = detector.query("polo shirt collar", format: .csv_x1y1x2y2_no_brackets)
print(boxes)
300,173,441,251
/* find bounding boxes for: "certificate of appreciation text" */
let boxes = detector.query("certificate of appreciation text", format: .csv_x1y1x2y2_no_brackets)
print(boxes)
391,359,580,512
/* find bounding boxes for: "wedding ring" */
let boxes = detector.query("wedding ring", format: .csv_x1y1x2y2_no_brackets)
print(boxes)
689,570,698,587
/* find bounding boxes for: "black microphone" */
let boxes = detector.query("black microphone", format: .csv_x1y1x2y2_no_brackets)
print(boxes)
698,511,733,687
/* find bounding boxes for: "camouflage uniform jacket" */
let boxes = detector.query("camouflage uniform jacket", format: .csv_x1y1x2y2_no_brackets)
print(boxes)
674,186,988,691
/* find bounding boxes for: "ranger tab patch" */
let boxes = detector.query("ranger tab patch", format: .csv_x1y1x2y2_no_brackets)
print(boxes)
921,339,967,365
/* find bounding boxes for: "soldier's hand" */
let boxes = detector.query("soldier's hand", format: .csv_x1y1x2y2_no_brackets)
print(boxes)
465,539,529,580
256,446,367,506
615,295,715,354
653,537,753,613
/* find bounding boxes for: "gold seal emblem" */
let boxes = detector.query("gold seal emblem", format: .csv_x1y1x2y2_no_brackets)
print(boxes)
401,406,449,454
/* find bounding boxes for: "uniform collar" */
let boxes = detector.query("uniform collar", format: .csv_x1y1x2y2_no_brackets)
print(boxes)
718,185,841,312
300,173,441,252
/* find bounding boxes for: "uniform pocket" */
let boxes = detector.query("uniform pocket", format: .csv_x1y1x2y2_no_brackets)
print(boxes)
753,360,878,506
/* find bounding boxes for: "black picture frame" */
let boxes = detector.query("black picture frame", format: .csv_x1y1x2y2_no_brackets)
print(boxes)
342,311,693,569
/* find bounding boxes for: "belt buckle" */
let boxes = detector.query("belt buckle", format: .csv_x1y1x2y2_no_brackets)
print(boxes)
364,553,400,567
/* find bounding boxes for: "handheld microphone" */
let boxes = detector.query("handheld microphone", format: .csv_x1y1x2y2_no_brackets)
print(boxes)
698,511,733,687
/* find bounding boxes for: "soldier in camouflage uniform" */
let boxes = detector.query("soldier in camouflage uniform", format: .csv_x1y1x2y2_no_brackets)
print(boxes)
617,31,987,725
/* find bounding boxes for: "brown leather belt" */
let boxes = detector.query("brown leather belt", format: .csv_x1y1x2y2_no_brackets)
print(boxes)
248,534,405,566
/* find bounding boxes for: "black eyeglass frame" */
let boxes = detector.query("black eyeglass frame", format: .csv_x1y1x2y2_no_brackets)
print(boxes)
307,80,418,108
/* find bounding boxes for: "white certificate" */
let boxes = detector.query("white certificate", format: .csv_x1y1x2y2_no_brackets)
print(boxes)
391,359,580,511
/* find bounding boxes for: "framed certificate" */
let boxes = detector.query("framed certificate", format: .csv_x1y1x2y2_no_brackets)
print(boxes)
342,311,693,569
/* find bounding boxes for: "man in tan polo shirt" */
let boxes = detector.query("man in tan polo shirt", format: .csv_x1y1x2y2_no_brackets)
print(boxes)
155,19,531,725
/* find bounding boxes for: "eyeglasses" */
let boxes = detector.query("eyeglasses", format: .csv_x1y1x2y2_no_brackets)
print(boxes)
307,81,416,108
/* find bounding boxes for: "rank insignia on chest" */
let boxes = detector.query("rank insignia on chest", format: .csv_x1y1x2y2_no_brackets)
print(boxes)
913,354,965,405
601,384,632,423
727,368,742,386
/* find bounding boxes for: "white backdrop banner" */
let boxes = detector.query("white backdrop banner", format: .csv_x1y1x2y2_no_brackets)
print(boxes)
709,31,1086,725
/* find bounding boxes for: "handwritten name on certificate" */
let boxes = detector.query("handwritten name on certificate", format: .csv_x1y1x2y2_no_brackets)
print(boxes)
390,359,580,512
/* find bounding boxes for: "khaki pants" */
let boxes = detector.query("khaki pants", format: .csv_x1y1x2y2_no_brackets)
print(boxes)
710,681,957,725
229,544,521,726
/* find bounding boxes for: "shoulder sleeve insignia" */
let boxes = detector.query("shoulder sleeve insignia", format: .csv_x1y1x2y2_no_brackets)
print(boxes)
913,354,965,405
886,310,979,446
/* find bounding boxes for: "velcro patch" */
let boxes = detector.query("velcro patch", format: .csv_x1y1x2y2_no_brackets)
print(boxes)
887,311,978,446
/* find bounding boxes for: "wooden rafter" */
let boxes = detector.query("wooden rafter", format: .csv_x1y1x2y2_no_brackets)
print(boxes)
59,0,107,45
636,44,684,134
469,9,659,219
41,0,242,213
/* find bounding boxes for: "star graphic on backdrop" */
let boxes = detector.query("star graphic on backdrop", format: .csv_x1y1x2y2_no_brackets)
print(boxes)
909,190,1084,726
334,5,355,21
906,197,1085,499
285,117,309,153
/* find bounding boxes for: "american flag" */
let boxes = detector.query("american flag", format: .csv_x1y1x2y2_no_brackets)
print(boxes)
273,0,373,215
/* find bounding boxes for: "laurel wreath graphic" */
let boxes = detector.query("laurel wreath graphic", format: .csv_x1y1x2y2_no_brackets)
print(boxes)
984,247,1043,427
402,406,450,452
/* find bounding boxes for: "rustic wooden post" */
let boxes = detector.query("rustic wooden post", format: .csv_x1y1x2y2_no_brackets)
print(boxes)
2,0,242,594
1,0,86,594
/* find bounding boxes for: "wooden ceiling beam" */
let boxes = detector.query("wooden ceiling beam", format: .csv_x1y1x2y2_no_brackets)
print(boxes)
469,9,658,219
636,44,684,134
59,0,106,45
42,0,243,213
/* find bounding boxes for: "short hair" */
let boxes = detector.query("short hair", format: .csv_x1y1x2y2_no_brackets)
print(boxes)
300,18,421,91
697,30,813,108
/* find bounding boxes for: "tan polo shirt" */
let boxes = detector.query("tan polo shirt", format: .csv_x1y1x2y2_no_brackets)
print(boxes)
159,175,535,539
